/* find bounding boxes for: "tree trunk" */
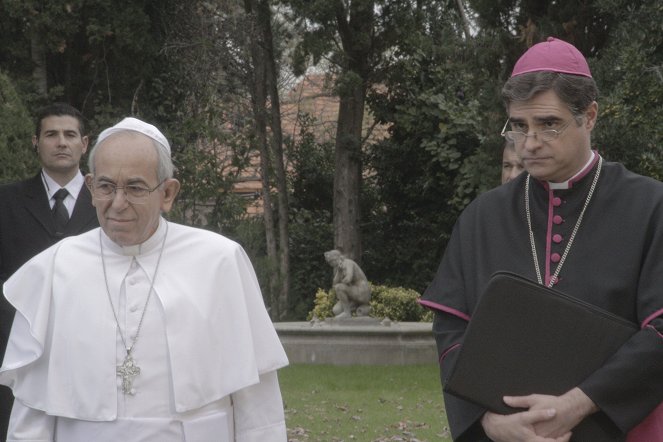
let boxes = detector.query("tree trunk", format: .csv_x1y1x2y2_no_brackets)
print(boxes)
331,0,373,263
257,0,290,319
333,85,364,262
245,0,280,319
455,0,472,40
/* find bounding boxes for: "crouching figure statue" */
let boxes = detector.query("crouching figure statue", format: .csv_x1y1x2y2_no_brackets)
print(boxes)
324,249,372,319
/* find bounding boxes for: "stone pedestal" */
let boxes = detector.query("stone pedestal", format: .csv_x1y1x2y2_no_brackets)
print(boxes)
274,320,437,365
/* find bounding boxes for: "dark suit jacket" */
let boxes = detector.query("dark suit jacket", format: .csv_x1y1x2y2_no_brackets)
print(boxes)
0,171,99,357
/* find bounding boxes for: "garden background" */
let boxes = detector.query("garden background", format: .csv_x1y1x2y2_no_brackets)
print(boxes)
0,0,660,321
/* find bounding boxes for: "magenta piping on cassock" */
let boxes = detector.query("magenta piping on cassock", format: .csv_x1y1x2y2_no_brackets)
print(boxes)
439,343,461,364
545,187,554,286
418,299,471,322
641,308,663,329
567,151,600,189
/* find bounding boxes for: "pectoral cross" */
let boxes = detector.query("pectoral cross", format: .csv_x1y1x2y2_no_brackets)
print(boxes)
117,351,141,395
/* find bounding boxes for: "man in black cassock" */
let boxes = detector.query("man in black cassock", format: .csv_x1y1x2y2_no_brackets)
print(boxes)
421,37,663,441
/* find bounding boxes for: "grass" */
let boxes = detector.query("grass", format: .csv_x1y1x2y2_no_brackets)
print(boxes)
280,364,451,442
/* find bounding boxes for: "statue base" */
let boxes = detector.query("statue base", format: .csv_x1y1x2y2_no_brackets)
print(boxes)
323,315,381,326
274,320,436,365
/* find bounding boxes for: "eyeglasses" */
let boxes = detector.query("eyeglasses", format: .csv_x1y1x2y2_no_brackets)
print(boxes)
500,119,572,144
89,180,166,204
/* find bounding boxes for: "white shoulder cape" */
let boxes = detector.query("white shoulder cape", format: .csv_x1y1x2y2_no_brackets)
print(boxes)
0,220,288,421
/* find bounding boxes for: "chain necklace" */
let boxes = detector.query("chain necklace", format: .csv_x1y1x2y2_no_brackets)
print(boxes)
99,223,169,395
526,157,602,287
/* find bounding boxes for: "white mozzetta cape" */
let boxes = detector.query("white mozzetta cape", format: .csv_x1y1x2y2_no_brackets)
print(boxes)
0,219,288,421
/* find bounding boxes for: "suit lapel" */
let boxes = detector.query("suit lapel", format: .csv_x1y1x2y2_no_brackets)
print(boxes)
67,184,98,234
23,173,56,235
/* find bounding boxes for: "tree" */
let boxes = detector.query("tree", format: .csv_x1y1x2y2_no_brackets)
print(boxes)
281,0,389,261
364,4,499,291
0,72,37,183
591,0,663,178
243,0,291,319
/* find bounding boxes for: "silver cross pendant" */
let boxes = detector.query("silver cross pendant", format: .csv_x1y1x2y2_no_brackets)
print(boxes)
117,351,141,395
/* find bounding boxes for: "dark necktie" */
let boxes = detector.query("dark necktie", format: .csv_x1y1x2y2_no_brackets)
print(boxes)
52,188,70,235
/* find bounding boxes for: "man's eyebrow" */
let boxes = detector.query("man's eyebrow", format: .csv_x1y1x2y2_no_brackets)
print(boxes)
532,115,564,123
509,115,564,124
125,178,150,185
95,176,149,183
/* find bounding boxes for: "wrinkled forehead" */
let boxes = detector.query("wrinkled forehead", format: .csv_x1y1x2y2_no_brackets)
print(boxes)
93,132,159,180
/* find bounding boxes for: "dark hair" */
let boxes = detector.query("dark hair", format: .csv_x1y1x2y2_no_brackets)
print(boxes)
502,72,599,121
34,102,87,138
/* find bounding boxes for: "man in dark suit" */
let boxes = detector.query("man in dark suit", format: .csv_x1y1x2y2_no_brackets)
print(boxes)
0,102,99,439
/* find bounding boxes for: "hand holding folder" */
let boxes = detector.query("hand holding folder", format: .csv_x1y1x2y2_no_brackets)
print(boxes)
443,272,637,441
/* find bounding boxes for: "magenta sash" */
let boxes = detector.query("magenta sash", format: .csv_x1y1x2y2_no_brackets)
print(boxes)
627,402,663,441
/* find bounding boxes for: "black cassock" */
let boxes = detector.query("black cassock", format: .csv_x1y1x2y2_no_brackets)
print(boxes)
422,155,663,441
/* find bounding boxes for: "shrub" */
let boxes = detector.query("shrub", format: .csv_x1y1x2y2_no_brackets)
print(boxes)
307,284,433,322
308,288,337,321
0,71,37,183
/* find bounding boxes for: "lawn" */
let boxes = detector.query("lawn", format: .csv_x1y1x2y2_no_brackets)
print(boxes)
280,364,451,442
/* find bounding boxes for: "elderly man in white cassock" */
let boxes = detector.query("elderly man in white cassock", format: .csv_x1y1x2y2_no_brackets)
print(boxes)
0,117,289,441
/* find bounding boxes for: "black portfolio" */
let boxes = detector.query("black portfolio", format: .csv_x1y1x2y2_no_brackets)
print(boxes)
444,272,637,441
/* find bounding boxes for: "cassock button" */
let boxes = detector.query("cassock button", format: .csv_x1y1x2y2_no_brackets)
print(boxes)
553,215,563,225
130,305,138,313
552,197,562,207
551,253,561,263
553,234,563,243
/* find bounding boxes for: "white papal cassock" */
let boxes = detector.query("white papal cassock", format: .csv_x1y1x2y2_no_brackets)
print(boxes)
0,218,289,441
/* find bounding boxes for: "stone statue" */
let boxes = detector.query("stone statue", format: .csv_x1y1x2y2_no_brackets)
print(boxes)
324,249,371,319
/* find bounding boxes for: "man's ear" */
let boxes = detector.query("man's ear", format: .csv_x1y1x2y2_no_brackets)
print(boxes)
585,101,598,131
84,174,97,207
81,135,89,154
160,178,181,213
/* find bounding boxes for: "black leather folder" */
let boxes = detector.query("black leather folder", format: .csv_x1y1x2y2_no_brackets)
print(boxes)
444,272,637,441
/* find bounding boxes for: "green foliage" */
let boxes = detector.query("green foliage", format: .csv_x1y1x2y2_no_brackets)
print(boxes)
285,114,335,319
0,0,165,117
0,72,38,183
364,24,502,293
308,284,432,322
308,288,336,321
591,0,663,178
370,285,434,322
288,208,334,319
286,113,335,212
169,135,250,233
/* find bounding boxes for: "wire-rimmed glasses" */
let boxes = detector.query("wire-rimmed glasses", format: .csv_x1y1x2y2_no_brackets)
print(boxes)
89,180,166,204
500,119,572,144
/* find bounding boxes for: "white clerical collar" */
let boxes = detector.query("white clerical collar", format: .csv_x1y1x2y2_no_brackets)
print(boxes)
101,217,167,257
41,169,84,200
548,151,597,190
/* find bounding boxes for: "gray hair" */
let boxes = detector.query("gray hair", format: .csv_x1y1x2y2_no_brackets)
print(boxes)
88,130,175,182
502,72,599,122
